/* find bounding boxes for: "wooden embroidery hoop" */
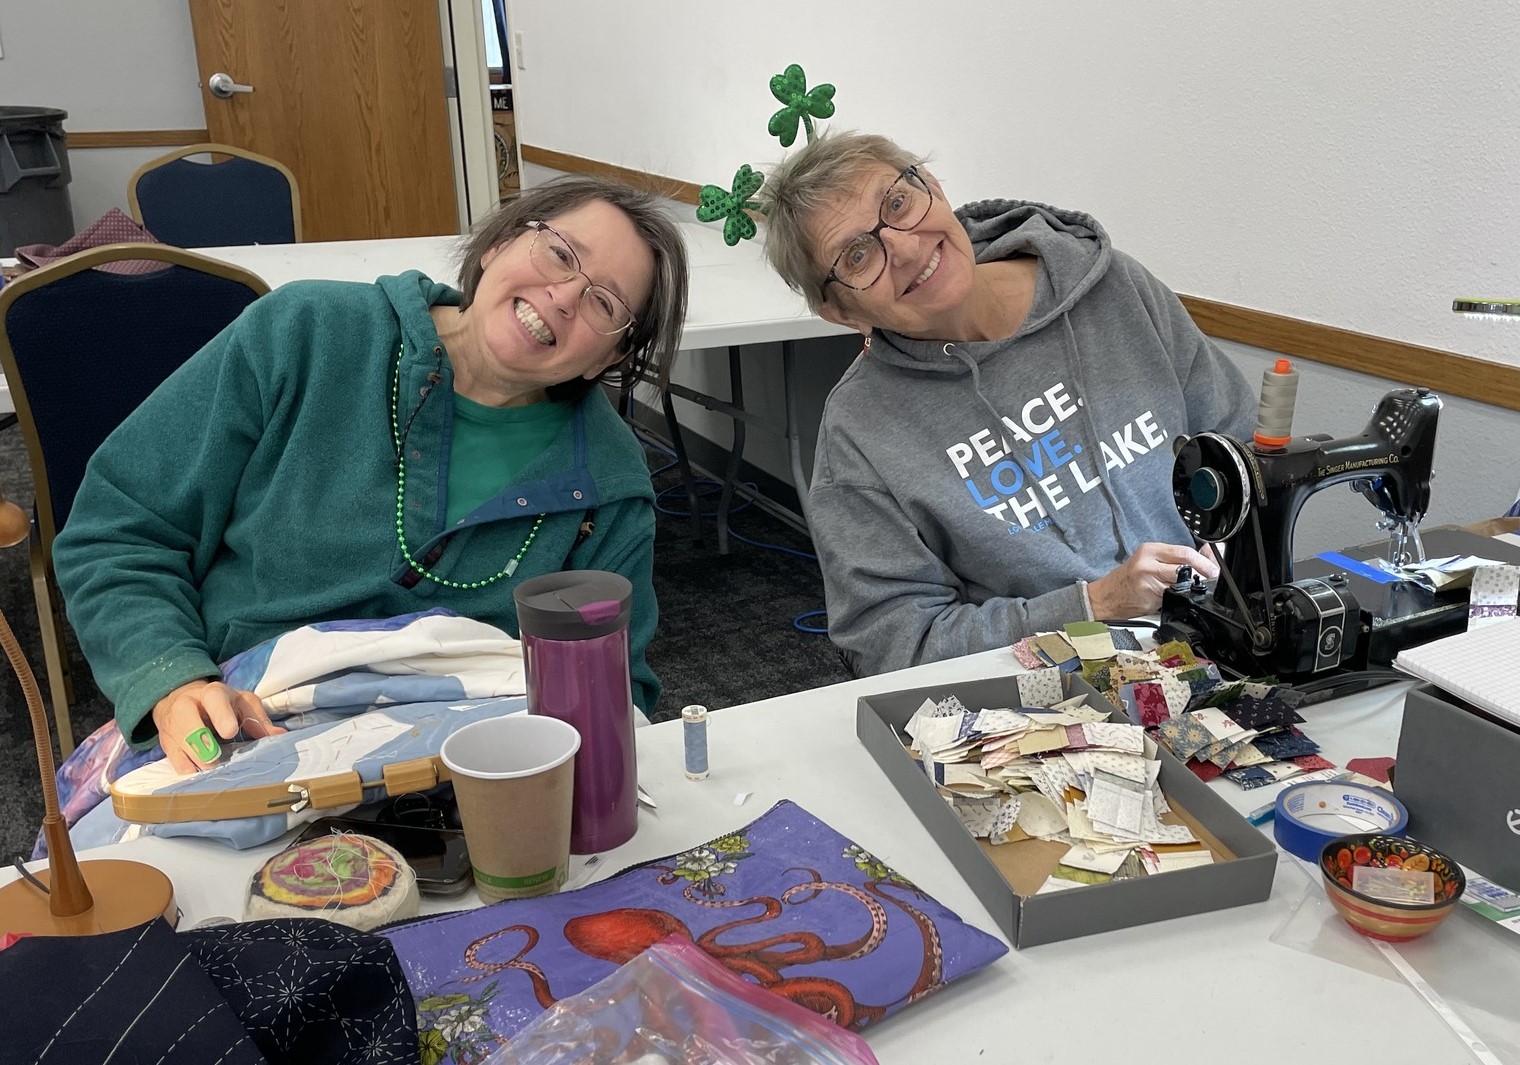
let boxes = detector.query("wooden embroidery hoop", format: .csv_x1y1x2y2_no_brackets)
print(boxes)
110,754,454,824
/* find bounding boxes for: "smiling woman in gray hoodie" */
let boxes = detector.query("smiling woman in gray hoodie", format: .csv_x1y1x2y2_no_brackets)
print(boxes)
760,132,1257,677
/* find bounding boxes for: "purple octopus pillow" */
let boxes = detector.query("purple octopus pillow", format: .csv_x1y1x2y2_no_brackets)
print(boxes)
382,800,1006,1065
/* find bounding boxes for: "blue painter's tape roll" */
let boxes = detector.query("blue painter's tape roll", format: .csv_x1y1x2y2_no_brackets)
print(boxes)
1273,780,1409,861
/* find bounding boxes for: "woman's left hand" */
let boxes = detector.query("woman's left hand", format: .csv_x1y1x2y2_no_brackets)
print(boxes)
152,679,285,774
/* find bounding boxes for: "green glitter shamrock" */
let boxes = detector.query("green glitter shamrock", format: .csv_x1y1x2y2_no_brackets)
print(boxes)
696,164,766,246
695,63,838,242
767,63,836,148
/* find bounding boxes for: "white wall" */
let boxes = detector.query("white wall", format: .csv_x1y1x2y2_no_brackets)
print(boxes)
508,0,1520,368
0,0,205,228
511,1,1520,556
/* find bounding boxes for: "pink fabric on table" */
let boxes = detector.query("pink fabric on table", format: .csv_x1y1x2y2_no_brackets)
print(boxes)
1291,754,1338,772
1188,758,1225,782
1011,636,1046,671
1133,681,1172,727
1346,756,1395,783
14,208,161,275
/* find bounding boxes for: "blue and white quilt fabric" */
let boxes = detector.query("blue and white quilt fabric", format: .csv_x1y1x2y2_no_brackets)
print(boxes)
54,609,529,853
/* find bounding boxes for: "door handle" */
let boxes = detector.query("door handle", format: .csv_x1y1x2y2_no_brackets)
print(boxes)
208,73,254,99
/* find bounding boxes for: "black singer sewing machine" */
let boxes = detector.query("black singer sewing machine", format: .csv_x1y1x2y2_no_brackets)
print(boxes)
1158,386,1494,682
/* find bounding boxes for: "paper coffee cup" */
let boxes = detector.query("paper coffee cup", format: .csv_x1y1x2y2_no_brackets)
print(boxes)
440,714,581,901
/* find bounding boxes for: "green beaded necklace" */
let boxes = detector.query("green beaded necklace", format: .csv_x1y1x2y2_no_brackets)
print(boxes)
391,345,546,589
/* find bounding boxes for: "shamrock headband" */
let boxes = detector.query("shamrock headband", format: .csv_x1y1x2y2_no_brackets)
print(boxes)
696,64,836,246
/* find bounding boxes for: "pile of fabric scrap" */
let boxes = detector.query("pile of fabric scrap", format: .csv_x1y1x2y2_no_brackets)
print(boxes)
1012,625,1337,790
899,673,1215,894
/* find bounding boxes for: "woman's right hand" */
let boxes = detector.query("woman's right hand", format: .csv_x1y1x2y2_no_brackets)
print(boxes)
1086,541,1218,622
151,679,285,774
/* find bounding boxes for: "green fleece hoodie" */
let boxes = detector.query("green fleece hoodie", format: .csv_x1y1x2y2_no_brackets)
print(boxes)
54,271,660,747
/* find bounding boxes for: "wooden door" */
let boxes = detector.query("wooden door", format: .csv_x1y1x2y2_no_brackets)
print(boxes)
187,0,460,241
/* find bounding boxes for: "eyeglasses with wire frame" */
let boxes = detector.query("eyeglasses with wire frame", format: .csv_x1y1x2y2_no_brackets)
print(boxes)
525,220,637,335
819,166,934,300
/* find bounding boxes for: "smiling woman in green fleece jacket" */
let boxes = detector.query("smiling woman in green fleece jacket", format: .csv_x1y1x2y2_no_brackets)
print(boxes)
760,132,1257,677
53,177,689,773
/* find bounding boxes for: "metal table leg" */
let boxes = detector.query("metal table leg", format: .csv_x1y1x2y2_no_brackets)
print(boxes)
714,346,746,555
782,339,810,528
661,343,815,554
661,346,753,555
661,385,704,542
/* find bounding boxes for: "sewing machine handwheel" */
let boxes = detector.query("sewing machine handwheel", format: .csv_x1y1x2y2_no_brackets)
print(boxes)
1172,433,1252,543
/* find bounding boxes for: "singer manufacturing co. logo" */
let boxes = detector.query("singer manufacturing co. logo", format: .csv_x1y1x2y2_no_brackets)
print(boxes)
1509,808,1520,836
1317,453,1401,478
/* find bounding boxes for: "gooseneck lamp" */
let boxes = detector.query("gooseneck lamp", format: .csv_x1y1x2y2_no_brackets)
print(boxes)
0,487,177,935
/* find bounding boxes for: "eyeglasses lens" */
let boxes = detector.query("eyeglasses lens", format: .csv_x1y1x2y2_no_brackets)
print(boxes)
528,226,633,335
833,170,931,289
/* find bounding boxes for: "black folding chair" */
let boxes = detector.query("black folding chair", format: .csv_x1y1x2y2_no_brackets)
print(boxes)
0,243,269,752
129,143,301,247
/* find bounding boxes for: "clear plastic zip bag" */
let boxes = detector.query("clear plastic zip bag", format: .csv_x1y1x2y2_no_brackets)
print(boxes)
482,936,880,1065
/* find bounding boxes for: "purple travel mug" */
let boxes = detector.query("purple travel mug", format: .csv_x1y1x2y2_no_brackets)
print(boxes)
514,571,638,853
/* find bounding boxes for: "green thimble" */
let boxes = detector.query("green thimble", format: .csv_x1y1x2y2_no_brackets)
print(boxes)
184,726,222,765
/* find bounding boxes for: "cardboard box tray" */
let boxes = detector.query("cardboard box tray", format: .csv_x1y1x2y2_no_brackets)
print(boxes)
857,673,1277,948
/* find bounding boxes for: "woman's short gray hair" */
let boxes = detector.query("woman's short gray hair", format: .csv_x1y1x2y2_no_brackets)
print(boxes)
757,131,925,312
456,176,690,403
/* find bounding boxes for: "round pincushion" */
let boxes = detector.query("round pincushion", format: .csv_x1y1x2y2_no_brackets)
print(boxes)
246,832,419,931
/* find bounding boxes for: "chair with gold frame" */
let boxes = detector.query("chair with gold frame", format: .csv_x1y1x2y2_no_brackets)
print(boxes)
128,142,302,247
0,243,269,754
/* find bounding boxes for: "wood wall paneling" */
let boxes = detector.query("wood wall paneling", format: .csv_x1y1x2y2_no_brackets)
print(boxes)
67,130,211,149
521,146,704,205
1178,297,1520,412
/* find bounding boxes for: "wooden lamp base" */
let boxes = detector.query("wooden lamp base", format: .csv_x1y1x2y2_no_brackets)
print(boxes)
0,860,177,936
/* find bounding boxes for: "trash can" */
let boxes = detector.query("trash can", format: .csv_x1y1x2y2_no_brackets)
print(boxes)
0,106,73,256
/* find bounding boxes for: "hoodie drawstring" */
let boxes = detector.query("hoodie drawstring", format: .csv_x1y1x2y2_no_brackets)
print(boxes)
946,343,1015,451
1061,313,1128,561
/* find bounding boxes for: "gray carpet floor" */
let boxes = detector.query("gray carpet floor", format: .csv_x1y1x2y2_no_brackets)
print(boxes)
0,426,848,863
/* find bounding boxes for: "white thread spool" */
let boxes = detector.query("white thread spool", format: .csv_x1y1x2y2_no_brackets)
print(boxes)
1254,358,1299,448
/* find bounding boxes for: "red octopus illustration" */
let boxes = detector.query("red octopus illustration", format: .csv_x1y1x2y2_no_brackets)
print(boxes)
459,867,945,1031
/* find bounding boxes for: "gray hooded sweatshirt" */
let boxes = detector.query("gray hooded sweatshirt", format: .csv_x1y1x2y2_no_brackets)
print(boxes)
808,199,1256,676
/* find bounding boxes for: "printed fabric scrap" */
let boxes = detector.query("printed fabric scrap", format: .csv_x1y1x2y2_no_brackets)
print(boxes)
49,609,528,855
382,800,1007,1065
183,919,421,1065
0,919,267,1065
